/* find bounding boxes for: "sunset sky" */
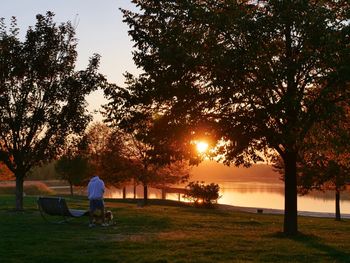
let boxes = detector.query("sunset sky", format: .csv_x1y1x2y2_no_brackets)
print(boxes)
2,0,140,120
2,0,240,178
2,1,349,218
0,1,278,181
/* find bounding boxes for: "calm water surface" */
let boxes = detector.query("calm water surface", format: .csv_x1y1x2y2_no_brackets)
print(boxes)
106,181,350,214
218,181,350,214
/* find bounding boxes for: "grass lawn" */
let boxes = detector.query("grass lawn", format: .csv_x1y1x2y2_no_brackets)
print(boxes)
0,195,349,263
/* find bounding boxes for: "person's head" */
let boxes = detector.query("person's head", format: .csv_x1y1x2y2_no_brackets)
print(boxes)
89,175,99,181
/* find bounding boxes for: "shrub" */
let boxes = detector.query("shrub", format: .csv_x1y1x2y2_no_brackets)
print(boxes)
184,181,220,208
0,162,14,180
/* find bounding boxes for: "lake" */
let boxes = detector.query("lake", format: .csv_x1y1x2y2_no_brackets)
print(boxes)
105,180,350,214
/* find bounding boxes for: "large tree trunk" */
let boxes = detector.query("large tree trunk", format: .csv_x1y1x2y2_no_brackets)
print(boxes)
15,173,24,211
335,188,341,221
283,151,298,235
143,184,148,205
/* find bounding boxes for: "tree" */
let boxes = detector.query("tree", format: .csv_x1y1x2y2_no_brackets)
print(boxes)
296,107,350,221
103,82,191,203
106,1,350,235
82,123,131,189
82,122,190,202
55,138,90,196
96,128,133,188
83,122,113,174
55,155,89,196
116,129,190,205
0,12,107,210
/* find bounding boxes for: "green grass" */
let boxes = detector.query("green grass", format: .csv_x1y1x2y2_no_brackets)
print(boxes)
0,195,349,263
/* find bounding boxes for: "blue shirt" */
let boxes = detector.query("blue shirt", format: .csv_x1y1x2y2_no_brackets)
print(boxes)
87,176,105,200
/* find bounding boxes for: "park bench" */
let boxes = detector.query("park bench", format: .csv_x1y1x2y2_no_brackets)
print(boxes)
37,196,89,224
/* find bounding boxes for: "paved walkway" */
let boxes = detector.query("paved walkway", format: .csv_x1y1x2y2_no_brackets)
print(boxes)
218,204,350,219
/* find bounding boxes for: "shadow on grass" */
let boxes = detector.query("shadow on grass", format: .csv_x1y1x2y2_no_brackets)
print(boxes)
268,231,350,261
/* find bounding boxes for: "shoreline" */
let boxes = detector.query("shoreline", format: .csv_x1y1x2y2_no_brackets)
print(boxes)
217,204,350,219
2,180,349,219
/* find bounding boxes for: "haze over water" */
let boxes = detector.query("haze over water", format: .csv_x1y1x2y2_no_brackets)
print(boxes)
107,161,350,214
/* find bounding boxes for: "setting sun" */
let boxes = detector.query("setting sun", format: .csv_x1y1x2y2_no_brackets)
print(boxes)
196,141,209,153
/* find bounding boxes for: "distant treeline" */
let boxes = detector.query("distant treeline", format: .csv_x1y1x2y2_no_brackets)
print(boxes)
27,162,60,181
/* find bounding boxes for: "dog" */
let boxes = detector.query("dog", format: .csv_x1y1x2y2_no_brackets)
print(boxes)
92,209,115,225
105,210,114,225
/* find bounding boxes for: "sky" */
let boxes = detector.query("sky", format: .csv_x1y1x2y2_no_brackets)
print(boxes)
1,0,141,120
1,0,244,178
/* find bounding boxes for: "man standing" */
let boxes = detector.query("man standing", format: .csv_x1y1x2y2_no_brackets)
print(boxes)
87,175,107,227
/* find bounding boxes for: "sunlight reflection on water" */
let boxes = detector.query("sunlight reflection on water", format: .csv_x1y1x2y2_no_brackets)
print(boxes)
104,181,350,214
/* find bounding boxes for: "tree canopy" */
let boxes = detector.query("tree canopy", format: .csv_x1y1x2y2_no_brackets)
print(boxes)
117,127,190,203
0,12,107,210
82,122,130,186
104,0,350,235
83,122,190,202
55,137,90,195
297,106,350,220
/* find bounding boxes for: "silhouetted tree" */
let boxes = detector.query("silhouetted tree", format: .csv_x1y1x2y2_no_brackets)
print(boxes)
296,108,350,221
105,1,350,235
55,138,90,195
117,129,190,205
83,122,112,174
82,123,131,188
0,12,107,210
98,129,132,188
55,155,89,196
82,122,189,201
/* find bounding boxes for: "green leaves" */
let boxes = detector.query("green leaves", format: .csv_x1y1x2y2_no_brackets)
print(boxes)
0,12,107,210
107,0,350,234
55,154,89,186
112,0,350,165
184,181,220,208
